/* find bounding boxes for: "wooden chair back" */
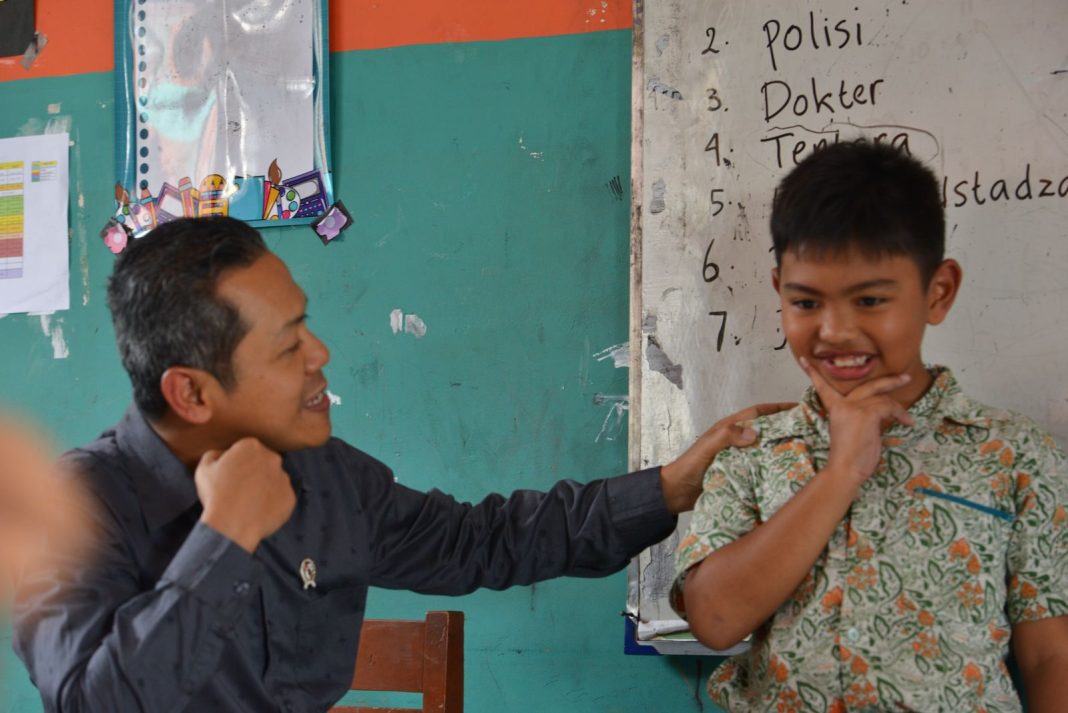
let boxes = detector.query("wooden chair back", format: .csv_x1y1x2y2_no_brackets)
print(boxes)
331,610,464,713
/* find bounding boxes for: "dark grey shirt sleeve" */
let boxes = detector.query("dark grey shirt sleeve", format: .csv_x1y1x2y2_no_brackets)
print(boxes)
359,458,676,593
15,519,260,713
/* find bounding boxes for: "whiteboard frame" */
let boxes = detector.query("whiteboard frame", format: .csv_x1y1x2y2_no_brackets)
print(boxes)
625,0,740,658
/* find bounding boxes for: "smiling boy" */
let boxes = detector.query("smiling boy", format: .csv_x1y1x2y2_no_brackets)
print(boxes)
673,141,1068,712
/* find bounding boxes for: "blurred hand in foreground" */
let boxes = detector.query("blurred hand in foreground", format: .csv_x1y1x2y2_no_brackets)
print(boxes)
0,413,95,598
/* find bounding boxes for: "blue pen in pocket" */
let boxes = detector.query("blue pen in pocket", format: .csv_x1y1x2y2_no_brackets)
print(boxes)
914,487,1015,522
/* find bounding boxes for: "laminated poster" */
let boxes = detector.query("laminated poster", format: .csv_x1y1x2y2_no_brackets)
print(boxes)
112,0,332,240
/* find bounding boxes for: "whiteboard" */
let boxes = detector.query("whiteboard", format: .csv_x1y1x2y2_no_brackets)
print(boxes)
627,0,1068,651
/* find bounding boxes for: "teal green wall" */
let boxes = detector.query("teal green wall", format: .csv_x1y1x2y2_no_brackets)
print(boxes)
0,31,721,712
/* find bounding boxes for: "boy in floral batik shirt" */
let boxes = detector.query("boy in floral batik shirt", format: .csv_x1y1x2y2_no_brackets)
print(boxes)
673,142,1068,712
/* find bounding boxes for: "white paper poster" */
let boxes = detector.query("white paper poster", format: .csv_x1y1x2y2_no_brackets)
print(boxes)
0,133,69,314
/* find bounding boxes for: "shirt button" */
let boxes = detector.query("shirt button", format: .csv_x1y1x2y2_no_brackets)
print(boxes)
846,627,860,643
233,581,251,596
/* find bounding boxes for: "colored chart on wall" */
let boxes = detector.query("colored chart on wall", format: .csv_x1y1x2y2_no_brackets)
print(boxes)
0,161,24,279
112,0,333,238
0,133,69,314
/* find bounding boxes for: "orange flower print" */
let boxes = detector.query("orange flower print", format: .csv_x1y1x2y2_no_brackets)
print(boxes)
769,655,790,683
1054,505,1067,527
957,581,985,608
963,663,985,694
706,471,728,489
1015,472,1031,490
822,586,844,611
677,534,699,552
896,593,917,613
845,681,877,707
716,660,737,683
979,440,1004,456
999,448,1014,467
828,699,846,713
988,622,1010,643
917,610,936,627
905,473,933,494
991,473,1012,498
850,655,869,675
913,631,940,658
908,506,932,532
967,554,982,575
1019,581,1038,599
883,436,903,447
776,688,801,713
773,441,805,455
948,538,972,559
847,564,877,590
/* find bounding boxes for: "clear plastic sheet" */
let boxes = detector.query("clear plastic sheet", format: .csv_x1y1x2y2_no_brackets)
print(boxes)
112,0,332,238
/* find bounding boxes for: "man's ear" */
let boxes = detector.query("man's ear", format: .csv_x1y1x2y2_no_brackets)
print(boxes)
159,367,215,424
926,259,963,326
771,266,782,294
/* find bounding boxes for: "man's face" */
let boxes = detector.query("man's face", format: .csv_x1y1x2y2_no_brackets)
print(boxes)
209,252,333,452
773,248,946,407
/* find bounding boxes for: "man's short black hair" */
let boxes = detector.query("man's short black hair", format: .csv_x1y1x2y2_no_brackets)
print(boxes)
107,217,268,419
770,140,945,284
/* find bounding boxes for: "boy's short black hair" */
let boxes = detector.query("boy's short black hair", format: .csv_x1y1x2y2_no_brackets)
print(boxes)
106,217,267,419
770,140,945,284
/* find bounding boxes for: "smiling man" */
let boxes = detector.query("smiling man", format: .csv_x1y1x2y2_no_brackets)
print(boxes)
12,217,787,713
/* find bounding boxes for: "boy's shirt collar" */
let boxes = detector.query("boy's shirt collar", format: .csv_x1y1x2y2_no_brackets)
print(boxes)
758,366,997,446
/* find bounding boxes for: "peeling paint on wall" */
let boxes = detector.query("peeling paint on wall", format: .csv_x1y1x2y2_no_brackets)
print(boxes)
646,335,682,389
593,342,629,368
649,178,667,214
390,308,427,338
37,314,69,359
593,393,628,442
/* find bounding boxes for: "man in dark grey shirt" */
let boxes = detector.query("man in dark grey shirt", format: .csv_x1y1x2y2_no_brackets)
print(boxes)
14,218,786,712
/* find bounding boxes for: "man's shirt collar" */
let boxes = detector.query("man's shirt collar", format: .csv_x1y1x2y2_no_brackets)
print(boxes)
114,405,200,531
113,405,309,531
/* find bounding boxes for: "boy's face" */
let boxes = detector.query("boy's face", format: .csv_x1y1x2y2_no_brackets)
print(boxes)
772,248,960,408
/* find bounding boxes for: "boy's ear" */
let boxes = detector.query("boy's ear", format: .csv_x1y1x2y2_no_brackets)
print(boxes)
926,259,963,326
771,266,781,294
159,367,216,425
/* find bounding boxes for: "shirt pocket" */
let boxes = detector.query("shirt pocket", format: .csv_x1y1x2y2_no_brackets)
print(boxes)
907,487,1014,589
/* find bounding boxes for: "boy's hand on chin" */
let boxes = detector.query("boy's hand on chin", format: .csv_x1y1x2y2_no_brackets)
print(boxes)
800,357,914,485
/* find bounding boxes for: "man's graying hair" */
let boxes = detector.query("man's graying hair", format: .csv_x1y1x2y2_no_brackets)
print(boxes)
107,217,268,419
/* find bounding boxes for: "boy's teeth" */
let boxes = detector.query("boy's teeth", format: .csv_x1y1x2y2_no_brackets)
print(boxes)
831,355,869,367
306,392,323,406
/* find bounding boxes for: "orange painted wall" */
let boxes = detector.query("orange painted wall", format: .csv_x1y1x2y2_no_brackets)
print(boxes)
0,0,631,82
330,0,631,52
0,0,113,81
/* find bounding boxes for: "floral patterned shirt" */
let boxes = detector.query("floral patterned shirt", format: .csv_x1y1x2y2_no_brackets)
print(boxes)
673,367,1068,712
